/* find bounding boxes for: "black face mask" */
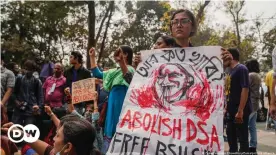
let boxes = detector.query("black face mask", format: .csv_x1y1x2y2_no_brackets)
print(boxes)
14,70,19,75
25,70,33,78
55,71,62,77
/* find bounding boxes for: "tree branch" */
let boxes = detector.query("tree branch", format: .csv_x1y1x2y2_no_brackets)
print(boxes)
195,0,211,27
86,1,96,68
98,1,114,64
59,33,65,61
237,1,245,14
95,5,111,43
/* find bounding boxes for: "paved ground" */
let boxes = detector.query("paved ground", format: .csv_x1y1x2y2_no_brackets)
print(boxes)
224,122,276,154
224,96,276,154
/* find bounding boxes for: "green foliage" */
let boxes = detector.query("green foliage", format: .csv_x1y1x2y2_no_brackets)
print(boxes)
261,27,276,71
1,0,272,71
1,1,87,66
191,25,256,63
107,1,171,56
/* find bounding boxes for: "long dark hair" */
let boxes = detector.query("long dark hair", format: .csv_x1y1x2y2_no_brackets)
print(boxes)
245,59,260,73
120,45,133,65
59,114,100,155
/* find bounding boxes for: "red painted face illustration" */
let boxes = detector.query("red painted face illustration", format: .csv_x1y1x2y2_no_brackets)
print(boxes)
130,63,218,121
154,64,194,104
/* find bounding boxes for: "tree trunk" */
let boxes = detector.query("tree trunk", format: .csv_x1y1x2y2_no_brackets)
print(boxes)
87,1,96,68
235,15,241,50
195,0,211,27
95,4,111,44
227,1,245,51
97,1,115,64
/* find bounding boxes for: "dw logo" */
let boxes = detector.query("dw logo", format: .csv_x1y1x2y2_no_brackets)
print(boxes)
7,124,40,143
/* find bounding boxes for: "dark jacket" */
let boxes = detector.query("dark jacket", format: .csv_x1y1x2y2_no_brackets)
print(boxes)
8,75,22,111
14,75,44,116
64,65,91,89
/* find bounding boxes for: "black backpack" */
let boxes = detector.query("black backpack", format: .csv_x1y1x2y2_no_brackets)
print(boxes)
257,86,267,122
257,107,267,122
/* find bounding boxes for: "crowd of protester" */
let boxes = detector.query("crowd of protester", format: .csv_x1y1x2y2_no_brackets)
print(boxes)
1,8,276,155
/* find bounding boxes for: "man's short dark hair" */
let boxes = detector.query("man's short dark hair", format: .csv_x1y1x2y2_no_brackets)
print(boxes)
24,60,37,71
71,51,83,64
6,62,17,70
228,48,240,61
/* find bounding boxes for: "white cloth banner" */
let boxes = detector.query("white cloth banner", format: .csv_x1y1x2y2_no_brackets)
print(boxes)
107,46,224,155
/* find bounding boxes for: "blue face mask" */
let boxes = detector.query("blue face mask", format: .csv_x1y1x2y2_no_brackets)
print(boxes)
92,112,100,122
56,144,68,155
84,111,92,122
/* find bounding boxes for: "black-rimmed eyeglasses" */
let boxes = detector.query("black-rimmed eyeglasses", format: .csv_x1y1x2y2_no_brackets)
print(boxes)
171,18,191,26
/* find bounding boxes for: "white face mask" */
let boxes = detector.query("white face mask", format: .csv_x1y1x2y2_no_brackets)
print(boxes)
56,144,68,155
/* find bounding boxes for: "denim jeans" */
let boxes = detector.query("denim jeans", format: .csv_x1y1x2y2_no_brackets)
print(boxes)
101,136,112,154
248,112,257,148
226,114,249,153
268,117,276,129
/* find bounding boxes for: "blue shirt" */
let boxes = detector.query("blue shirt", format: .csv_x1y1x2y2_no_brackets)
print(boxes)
226,64,252,117
72,69,77,83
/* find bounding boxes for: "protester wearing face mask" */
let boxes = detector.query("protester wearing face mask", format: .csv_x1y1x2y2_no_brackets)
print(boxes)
12,60,43,125
89,45,135,153
62,87,103,151
18,89,87,155
1,115,101,155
